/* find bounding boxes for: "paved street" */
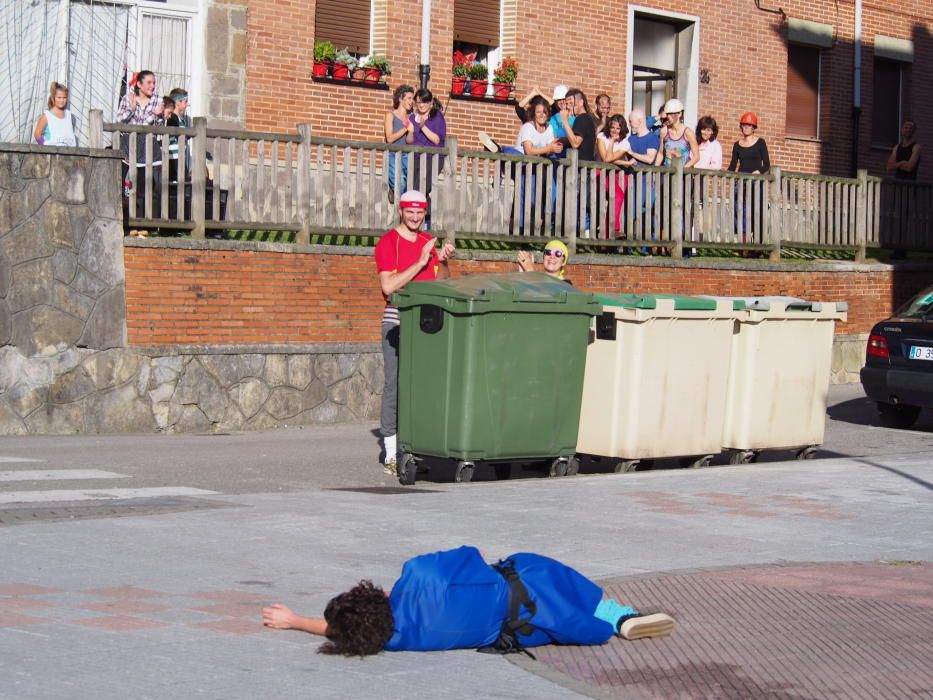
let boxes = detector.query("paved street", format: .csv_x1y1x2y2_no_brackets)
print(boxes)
0,384,931,699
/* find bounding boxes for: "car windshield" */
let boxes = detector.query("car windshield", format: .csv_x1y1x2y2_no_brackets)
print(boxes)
895,287,933,319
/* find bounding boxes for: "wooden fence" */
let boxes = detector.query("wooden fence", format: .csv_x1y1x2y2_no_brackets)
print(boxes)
90,110,932,259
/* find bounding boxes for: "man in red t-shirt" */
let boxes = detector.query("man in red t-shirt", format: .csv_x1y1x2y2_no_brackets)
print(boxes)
374,190,455,475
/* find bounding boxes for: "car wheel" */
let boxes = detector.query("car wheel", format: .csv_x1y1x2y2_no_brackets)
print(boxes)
876,402,922,429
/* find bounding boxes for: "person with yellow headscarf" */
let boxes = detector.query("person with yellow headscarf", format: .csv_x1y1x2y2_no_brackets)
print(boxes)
516,240,572,284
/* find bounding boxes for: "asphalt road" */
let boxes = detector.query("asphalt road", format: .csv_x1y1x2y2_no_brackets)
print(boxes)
1,384,931,498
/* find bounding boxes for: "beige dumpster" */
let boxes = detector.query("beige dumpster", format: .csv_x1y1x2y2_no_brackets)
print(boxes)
576,294,743,472
721,298,848,463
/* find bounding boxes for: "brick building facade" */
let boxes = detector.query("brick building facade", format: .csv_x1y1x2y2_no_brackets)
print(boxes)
245,0,931,181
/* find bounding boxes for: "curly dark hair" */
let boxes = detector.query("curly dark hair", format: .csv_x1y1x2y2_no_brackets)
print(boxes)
527,95,552,123
318,580,394,657
602,114,629,140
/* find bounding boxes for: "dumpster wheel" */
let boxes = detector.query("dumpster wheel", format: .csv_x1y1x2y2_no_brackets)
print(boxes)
398,453,418,486
729,450,760,465
455,461,475,483
683,454,714,469
566,457,580,476
796,446,818,460
614,460,640,473
549,458,569,477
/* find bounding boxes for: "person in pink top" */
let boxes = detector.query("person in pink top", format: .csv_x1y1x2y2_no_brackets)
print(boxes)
695,116,722,170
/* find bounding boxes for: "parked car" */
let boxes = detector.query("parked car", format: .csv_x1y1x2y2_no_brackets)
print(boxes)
860,284,933,428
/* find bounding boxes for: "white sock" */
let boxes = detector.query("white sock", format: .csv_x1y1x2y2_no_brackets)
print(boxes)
384,434,397,462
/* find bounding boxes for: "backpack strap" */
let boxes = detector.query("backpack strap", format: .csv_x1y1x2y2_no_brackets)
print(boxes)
476,559,538,659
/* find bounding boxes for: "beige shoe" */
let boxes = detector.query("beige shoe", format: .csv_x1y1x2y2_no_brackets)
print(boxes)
618,613,674,640
382,458,397,477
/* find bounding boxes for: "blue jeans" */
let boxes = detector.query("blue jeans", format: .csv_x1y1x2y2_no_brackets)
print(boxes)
387,152,408,194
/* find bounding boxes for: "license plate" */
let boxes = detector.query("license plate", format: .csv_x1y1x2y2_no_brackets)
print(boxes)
908,346,933,360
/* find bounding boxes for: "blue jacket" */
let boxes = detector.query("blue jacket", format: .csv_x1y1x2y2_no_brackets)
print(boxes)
385,546,614,651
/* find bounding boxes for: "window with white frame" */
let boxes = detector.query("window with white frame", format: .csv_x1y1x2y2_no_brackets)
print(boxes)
454,0,501,92
0,0,197,145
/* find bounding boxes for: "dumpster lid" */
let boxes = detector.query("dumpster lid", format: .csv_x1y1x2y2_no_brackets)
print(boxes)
393,272,602,314
596,292,735,310
699,295,848,313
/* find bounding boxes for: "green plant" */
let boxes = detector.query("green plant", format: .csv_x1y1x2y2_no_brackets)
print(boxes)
313,41,336,63
467,63,488,80
493,56,519,84
364,55,392,75
334,48,357,69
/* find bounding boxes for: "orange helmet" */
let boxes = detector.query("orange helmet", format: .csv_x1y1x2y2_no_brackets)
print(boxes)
739,112,759,127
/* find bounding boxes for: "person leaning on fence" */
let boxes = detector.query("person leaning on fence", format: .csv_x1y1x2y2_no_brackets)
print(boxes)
261,545,675,656
728,111,770,251
116,70,165,236
597,115,631,235
595,93,612,134
384,85,415,203
33,82,77,147
409,88,447,226
516,240,572,284
887,120,921,181
374,190,455,475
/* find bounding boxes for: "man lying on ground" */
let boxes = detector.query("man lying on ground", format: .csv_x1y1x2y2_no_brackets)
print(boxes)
262,545,674,656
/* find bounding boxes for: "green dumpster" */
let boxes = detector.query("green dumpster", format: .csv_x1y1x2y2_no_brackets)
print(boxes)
391,272,601,484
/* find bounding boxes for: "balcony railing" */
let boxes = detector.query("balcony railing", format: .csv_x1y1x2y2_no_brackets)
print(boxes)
90,109,931,259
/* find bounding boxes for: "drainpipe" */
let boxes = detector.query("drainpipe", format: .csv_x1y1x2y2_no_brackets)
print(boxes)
852,0,863,176
418,0,431,89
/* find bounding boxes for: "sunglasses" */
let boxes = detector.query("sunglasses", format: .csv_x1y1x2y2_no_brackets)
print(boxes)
543,249,565,258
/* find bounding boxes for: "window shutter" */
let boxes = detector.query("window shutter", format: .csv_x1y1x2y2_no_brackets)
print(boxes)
454,0,500,47
315,0,370,55
872,59,902,146
786,44,820,138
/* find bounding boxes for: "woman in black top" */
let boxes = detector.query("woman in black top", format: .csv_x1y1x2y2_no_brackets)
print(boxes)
728,112,770,174
729,112,769,247
886,120,921,181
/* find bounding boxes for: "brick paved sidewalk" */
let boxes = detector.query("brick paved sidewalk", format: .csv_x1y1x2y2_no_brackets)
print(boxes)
526,561,933,700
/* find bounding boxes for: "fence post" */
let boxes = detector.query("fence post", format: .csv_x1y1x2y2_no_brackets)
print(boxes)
444,136,458,247
855,169,868,263
190,117,207,239
566,149,579,255
671,159,684,259
768,166,782,262
89,109,103,149
296,123,312,244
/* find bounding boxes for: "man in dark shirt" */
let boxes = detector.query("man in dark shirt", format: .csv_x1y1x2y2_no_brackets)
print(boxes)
563,88,597,161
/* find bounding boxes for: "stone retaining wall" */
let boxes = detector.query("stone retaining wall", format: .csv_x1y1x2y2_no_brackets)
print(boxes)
0,345,381,435
0,145,125,355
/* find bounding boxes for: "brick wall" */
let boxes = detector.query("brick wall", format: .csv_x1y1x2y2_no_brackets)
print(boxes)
245,0,932,180
123,241,931,346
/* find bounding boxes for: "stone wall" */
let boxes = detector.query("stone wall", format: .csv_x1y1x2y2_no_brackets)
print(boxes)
0,145,125,356
206,0,248,128
0,345,381,435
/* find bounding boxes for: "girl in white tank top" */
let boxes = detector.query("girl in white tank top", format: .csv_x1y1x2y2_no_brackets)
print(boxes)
33,82,77,147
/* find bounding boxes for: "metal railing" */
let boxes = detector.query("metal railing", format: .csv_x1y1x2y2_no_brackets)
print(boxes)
90,109,931,259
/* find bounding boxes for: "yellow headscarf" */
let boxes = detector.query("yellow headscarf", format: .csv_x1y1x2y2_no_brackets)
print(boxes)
544,240,569,279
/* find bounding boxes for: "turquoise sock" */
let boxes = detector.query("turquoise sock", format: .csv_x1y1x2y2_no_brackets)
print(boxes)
593,598,637,628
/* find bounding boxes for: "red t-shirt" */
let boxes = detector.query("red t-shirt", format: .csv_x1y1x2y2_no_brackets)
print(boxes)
374,228,440,317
